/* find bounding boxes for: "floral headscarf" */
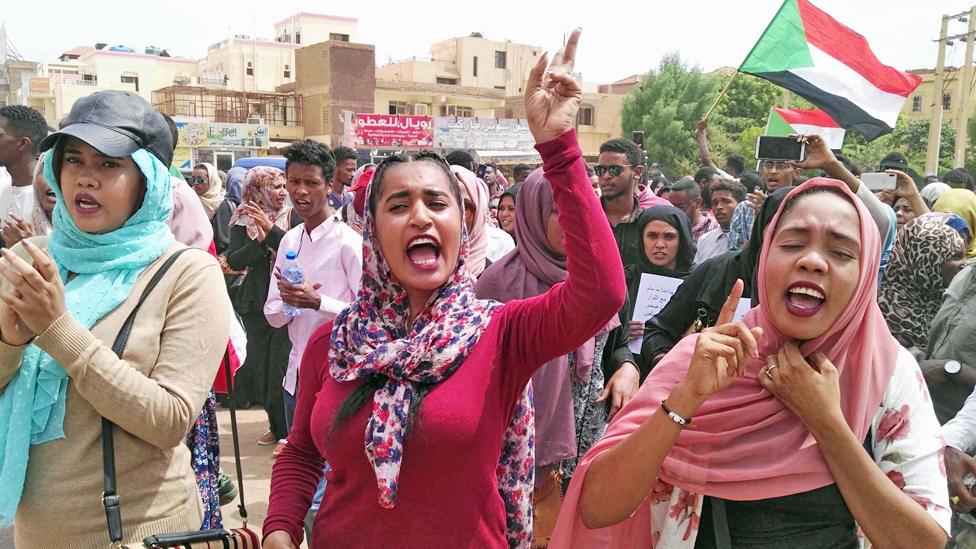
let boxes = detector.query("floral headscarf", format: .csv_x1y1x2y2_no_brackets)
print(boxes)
228,166,289,240
879,213,966,349
328,162,534,546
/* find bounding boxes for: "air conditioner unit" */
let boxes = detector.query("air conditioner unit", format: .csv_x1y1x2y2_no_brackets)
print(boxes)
411,104,429,116
246,117,265,125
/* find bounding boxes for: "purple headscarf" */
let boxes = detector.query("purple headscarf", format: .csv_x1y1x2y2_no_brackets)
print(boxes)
476,167,617,470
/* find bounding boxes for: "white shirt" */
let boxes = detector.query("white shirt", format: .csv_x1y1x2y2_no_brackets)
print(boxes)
265,216,363,395
944,388,976,452
486,225,516,263
693,228,729,265
0,167,36,228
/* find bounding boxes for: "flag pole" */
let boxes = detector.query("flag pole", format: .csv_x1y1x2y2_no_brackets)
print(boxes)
702,69,739,121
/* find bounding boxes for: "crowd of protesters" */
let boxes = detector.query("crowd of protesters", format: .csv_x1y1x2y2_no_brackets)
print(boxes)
3,27,976,549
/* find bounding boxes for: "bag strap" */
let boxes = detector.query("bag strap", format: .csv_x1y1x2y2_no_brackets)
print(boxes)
102,248,193,545
223,343,250,524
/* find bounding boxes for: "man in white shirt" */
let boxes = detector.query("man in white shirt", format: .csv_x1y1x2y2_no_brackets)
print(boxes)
264,139,363,429
693,179,746,265
0,106,49,243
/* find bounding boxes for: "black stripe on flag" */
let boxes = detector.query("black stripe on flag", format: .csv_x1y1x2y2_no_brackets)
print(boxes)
744,70,893,141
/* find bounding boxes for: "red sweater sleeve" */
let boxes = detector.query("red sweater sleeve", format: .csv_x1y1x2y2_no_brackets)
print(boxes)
263,323,332,546
499,129,626,379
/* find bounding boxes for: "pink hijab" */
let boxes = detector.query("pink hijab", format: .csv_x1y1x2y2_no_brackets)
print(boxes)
452,165,490,277
550,178,899,547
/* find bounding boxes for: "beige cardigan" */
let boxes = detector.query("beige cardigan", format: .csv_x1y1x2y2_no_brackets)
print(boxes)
0,237,230,548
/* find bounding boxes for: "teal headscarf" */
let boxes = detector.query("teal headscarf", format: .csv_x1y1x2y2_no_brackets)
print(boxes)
0,145,175,526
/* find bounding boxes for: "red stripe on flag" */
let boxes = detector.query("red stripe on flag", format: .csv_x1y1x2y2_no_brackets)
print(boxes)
797,0,921,97
773,107,842,128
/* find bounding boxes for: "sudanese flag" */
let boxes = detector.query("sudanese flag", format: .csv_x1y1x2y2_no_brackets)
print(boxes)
740,0,921,140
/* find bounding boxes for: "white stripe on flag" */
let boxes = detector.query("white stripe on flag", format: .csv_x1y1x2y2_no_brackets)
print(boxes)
790,44,908,128
789,124,846,149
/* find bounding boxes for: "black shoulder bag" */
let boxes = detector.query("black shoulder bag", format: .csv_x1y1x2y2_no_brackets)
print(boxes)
101,249,259,548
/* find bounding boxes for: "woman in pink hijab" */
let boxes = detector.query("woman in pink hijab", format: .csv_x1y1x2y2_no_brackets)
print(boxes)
552,179,950,548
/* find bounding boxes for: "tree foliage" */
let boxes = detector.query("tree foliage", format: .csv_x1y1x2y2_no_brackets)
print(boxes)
621,53,720,178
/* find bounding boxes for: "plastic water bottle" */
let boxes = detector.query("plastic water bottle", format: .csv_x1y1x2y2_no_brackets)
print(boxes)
281,250,304,318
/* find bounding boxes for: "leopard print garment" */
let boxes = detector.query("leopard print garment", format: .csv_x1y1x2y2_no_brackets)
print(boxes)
879,213,965,350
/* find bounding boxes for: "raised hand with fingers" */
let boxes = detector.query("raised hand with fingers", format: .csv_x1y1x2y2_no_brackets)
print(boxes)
525,28,583,144
678,279,763,402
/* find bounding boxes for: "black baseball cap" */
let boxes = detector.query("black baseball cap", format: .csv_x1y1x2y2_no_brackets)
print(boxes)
39,90,174,166
879,152,909,172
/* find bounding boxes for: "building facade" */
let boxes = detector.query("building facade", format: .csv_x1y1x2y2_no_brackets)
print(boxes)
901,66,968,125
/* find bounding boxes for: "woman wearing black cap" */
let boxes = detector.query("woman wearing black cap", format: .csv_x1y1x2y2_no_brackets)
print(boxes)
0,90,230,547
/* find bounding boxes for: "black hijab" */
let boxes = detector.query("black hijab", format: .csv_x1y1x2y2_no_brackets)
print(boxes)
697,186,795,311
631,205,696,278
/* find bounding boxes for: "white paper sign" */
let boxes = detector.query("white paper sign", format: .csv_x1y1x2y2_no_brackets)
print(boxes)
628,273,752,353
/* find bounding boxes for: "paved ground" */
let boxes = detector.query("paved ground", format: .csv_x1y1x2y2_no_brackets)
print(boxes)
0,407,304,549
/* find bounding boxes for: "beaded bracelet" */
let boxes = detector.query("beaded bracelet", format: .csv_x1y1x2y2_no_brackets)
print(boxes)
661,400,693,428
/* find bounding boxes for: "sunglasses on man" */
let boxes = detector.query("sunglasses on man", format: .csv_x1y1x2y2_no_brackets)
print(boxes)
593,164,633,177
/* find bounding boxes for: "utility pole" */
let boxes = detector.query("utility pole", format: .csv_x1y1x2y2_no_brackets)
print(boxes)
957,6,976,167
927,15,950,176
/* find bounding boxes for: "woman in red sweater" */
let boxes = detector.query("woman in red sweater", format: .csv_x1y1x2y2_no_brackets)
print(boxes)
263,29,624,548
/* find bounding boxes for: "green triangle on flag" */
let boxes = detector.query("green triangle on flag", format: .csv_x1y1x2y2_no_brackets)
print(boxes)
739,0,814,74
765,108,795,137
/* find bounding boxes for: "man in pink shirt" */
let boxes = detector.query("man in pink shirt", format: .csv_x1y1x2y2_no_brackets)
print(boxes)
264,140,363,429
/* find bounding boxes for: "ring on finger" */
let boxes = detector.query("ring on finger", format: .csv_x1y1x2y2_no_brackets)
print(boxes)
765,363,779,379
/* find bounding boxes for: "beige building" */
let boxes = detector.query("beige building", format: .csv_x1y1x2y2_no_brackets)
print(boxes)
499,88,626,158
377,33,542,97
375,80,505,119
17,12,357,126
900,66,971,125
275,12,358,46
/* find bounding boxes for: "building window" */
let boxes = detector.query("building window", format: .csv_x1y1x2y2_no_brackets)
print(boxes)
473,56,478,77
495,51,507,69
389,101,407,115
296,31,301,44
436,77,458,85
440,105,473,117
330,33,350,42
912,95,921,112
246,61,254,76
944,93,952,110
284,64,291,78
577,105,594,126
494,85,506,90
121,75,139,92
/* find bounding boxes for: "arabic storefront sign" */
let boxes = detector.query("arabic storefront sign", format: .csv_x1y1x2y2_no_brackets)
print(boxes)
176,121,270,149
354,114,433,148
432,117,535,152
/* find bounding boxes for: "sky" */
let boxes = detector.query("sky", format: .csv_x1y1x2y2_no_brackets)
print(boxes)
2,0,974,84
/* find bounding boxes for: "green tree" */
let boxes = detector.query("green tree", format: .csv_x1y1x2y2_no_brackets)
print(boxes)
840,117,955,176
621,52,720,178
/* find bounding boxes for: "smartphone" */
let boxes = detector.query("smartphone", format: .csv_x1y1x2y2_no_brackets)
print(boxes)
756,136,806,161
476,164,488,179
631,131,645,149
860,172,897,192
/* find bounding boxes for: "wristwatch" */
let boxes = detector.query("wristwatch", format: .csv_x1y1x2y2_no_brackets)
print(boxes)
945,360,962,376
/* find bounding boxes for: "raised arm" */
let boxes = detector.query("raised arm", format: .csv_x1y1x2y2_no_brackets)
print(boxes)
793,134,892,241
499,29,626,374
579,281,761,528
696,119,719,170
